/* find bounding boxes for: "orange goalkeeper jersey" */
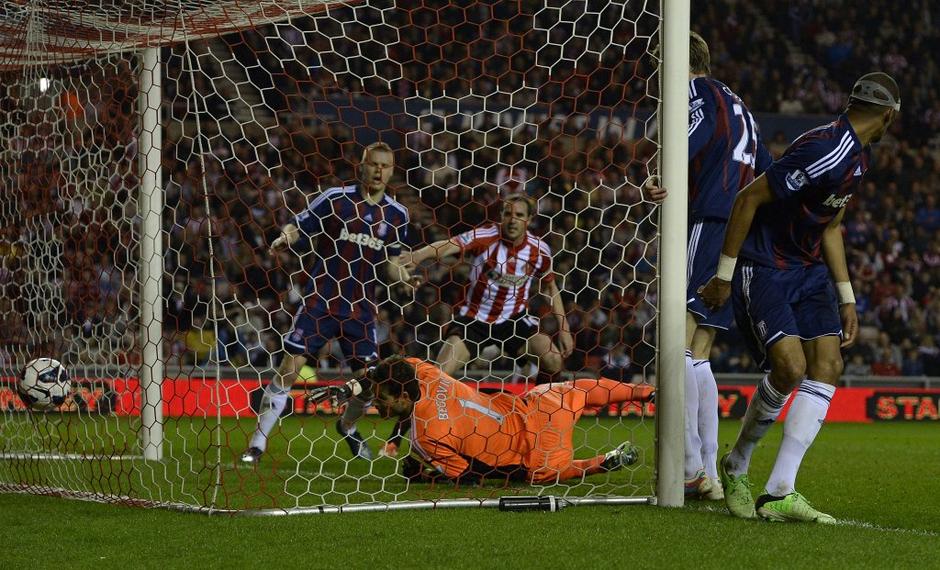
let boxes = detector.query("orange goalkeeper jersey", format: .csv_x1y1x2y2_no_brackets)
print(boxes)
406,358,529,479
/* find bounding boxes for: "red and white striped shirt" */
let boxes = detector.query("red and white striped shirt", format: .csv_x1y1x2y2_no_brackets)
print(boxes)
451,225,554,324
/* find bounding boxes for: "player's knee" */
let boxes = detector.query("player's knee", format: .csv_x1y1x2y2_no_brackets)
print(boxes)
439,357,459,376
771,358,806,390
539,353,562,374
273,374,295,390
276,355,303,388
808,356,843,383
527,468,559,485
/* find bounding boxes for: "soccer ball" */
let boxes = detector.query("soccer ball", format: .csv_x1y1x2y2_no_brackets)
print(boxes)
18,358,71,410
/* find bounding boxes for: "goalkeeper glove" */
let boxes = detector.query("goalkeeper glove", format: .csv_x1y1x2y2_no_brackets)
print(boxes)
306,376,374,405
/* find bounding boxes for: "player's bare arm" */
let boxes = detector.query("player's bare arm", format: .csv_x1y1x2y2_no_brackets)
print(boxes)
400,238,462,274
269,223,300,254
699,175,774,310
542,277,573,357
821,208,858,348
386,254,417,288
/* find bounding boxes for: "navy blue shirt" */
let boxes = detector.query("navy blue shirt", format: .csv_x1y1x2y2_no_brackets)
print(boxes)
742,115,870,269
294,185,409,319
688,77,772,221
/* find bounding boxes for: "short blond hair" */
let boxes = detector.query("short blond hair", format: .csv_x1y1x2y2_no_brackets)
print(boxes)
361,141,394,163
690,31,710,75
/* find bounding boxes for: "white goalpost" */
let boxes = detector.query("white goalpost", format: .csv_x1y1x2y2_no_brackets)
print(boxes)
0,0,686,514
656,0,689,508
139,46,165,462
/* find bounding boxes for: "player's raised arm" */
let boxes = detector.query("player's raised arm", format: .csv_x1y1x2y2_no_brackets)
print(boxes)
698,174,774,309
821,208,858,347
271,187,336,255
268,223,300,254
404,225,502,272
386,254,417,287
399,238,463,274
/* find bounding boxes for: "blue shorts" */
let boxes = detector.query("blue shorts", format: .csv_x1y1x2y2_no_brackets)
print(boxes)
284,307,378,370
732,261,842,372
687,218,733,329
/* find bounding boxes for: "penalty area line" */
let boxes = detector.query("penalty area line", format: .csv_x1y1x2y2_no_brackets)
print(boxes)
686,503,939,538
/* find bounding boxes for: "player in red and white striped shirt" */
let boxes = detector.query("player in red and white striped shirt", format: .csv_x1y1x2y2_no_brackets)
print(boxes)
402,194,573,377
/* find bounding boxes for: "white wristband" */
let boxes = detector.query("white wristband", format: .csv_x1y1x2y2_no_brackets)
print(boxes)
716,255,737,281
836,282,855,305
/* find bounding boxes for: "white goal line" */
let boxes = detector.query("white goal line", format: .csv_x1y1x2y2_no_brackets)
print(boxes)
687,503,939,538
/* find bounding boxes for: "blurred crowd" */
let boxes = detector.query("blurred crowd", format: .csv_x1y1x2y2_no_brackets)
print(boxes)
698,0,940,375
1,0,938,378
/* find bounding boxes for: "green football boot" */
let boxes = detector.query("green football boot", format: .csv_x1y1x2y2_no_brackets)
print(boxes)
756,492,837,524
718,452,756,519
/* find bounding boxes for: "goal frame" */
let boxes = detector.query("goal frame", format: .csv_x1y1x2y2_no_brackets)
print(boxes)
3,0,689,514
656,0,690,508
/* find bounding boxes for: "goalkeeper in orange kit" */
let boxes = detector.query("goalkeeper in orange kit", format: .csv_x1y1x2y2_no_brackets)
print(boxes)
311,356,654,484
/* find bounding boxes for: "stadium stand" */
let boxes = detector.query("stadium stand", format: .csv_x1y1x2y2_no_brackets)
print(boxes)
3,0,937,378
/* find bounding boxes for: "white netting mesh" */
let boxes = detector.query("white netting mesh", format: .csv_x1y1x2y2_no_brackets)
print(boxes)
0,0,661,512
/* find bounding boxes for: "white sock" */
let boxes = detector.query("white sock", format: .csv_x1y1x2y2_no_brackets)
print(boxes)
340,396,368,433
249,382,291,452
765,379,835,497
694,359,719,479
684,351,704,479
727,374,790,476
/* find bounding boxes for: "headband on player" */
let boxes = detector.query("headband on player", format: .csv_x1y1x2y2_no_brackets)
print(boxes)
850,79,900,111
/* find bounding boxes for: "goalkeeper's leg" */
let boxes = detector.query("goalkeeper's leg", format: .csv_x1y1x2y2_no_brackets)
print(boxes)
571,378,655,406
523,379,647,483
242,353,305,463
529,456,605,483
525,413,637,483
529,445,641,483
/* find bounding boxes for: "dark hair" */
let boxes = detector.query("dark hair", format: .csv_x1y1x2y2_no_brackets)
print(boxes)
689,31,710,75
367,355,420,401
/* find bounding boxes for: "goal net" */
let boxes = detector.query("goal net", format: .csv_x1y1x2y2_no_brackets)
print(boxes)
0,0,663,513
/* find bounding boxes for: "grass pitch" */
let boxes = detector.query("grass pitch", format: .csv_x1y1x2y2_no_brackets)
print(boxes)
1,419,938,569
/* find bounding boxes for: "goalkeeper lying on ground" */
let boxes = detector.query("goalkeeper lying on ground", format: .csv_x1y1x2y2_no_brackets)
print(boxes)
312,356,654,484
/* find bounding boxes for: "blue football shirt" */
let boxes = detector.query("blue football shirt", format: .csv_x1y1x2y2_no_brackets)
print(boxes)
294,185,409,319
741,115,870,269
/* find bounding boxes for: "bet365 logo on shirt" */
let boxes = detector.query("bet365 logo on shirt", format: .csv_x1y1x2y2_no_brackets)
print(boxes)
339,227,385,250
822,193,853,208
